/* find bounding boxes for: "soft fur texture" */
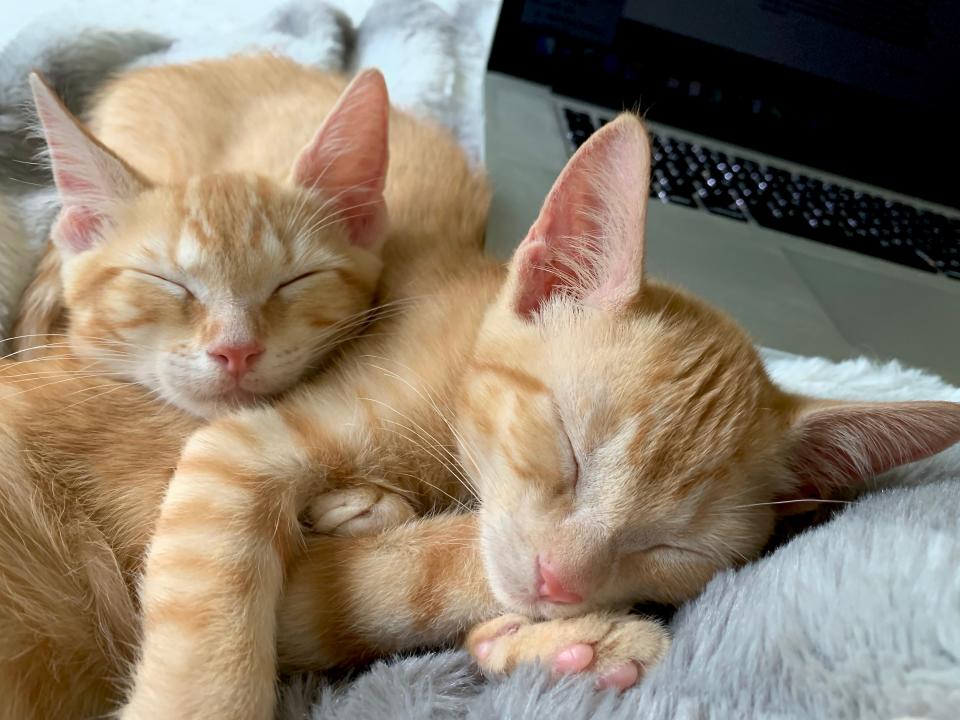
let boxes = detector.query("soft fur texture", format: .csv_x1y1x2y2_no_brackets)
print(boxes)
288,481,960,720
113,113,959,720
0,55,491,720
279,352,960,720
18,62,394,416
0,0,499,331
0,196,32,336
1,5,960,717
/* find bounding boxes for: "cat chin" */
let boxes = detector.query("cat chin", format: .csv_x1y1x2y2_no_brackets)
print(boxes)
156,384,263,419
497,594,591,621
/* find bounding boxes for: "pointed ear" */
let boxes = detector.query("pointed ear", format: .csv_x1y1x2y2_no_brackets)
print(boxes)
510,114,650,318
29,73,147,257
779,398,960,512
291,69,389,250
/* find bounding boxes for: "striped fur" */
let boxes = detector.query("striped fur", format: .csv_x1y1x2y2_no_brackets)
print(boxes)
0,55,489,720
124,115,960,718
14,59,439,418
2,69,958,719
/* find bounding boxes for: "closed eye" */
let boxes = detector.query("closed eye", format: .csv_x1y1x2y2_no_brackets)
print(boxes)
274,271,319,294
129,269,193,297
564,428,580,489
644,544,716,562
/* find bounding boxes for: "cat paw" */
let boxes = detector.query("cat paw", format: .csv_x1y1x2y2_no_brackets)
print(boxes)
305,486,414,536
466,612,669,690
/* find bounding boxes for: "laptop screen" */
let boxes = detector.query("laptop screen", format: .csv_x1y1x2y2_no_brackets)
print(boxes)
489,0,958,208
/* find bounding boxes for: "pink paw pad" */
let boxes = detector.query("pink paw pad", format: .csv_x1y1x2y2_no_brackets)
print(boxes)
596,661,641,691
473,623,521,661
552,643,595,674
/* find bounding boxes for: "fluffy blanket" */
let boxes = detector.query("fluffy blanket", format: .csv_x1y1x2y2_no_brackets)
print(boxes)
1,4,958,719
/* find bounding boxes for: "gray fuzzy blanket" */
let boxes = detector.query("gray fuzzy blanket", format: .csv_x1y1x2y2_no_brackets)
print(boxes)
281,479,960,720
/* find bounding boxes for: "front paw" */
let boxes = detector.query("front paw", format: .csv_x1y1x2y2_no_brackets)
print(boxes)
466,612,669,691
305,486,415,536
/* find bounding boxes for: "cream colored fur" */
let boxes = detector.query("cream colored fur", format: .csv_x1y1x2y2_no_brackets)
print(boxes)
124,113,960,719
3,58,959,720
0,55,488,720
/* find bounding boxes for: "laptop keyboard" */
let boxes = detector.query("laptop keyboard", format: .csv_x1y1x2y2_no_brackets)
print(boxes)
563,107,960,280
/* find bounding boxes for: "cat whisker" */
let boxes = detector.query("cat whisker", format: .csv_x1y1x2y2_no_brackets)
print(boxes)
730,498,852,510
373,416,478,504
361,355,484,481
1,332,153,353
0,370,133,382
388,469,473,514
0,373,123,400
706,534,752,566
292,178,376,238
59,380,133,405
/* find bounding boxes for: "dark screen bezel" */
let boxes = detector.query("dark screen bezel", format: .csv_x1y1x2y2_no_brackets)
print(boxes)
488,0,956,208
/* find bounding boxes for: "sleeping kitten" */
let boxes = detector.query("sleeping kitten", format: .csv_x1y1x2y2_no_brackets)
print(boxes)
0,56,489,720
127,114,960,718
16,65,389,417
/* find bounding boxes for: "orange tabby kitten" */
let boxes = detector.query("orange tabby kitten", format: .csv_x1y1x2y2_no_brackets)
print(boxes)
15,56,487,417
0,56,489,720
123,114,960,719
18,67,387,417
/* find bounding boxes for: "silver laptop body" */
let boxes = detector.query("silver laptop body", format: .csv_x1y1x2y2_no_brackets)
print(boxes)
482,2,960,384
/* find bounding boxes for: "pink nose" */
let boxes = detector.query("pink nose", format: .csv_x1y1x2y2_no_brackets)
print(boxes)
207,341,264,379
535,554,583,604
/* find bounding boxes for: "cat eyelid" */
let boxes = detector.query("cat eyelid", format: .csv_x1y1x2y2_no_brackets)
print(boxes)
563,426,580,489
129,269,193,297
645,543,713,561
273,271,320,294
554,402,580,489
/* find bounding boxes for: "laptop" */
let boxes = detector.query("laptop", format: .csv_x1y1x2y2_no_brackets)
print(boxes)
482,0,960,384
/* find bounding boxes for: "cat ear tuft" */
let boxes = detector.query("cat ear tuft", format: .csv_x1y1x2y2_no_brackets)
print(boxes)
29,73,146,256
292,69,390,250
510,114,650,318
780,398,960,510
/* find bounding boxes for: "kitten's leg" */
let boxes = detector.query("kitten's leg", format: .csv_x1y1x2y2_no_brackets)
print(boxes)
280,514,667,692
120,399,412,720
466,613,670,690
277,513,502,669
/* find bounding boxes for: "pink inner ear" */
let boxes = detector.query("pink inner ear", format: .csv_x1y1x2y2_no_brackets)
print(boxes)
29,73,144,256
510,115,650,318
514,238,562,317
292,70,389,249
54,207,103,254
788,401,960,495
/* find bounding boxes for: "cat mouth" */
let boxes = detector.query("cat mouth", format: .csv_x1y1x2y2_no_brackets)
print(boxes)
211,388,259,404
190,386,260,406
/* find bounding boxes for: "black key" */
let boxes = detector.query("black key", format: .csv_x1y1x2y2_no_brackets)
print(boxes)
596,126,960,277
696,184,747,221
563,107,595,147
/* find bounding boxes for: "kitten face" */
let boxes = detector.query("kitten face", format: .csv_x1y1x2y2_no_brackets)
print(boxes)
457,112,960,618
63,175,381,417
460,292,782,618
30,69,390,417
